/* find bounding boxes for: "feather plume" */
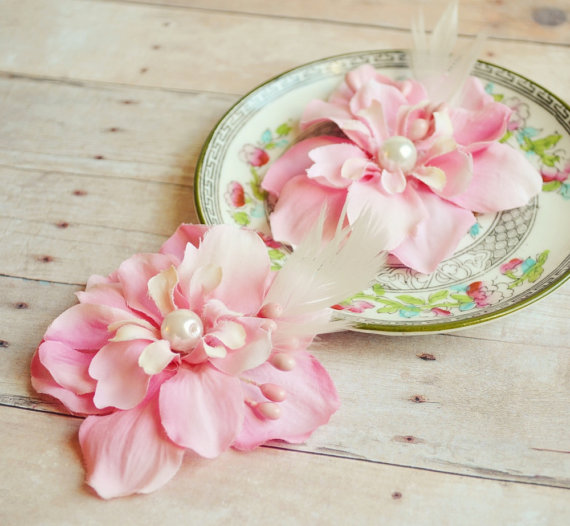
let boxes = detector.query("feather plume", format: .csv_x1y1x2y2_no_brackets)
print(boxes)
411,0,486,105
264,206,386,329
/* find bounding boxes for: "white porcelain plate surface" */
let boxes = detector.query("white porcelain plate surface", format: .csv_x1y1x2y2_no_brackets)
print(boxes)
195,50,570,334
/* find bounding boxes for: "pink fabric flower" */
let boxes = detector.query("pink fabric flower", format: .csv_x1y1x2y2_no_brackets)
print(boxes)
262,65,542,274
31,218,384,499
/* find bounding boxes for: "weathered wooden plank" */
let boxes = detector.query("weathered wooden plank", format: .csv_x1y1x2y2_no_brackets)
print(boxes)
311,330,570,487
1,0,568,99
2,274,568,487
138,0,570,44
0,74,236,182
0,168,197,236
0,217,167,283
0,405,568,525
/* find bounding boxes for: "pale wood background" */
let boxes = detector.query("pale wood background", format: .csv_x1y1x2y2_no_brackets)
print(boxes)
1,0,569,524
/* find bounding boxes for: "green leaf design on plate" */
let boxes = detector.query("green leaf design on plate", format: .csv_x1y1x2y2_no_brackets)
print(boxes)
276,122,292,137
428,290,449,303
536,250,549,265
376,298,403,308
450,294,473,304
543,181,562,192
268,248,286,261
396,295,425,305
377,304,400,314
249,167,267,201
232,211,250,226
372,283,385,296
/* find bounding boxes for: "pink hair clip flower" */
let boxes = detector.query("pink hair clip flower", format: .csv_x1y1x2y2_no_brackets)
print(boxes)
31,214,384,499
262,2,542,274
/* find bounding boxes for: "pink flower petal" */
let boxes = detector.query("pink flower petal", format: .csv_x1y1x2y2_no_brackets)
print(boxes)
175,243,200,307
391,186,476,274
211,318,272,375
456,76,494,111
301,100,354,128
30,351,106,415
79,376,184,499
233,352,339,450
159,365,244,458
451,103,511,151
346,180,427,251
76,282,129,311
38,340,95,395
268,175,348,247
356,100,389,146
147,266,178,316
159,223,209,261
349,80,407,133
425,149,473,198
89,340,151,410
344,64,379,93
446,143,542,213
399,79,429,105
117,253,178,324
341,156,377,181
186,264,223,312
261,136,348,197
307,143,368,188
191,225,270,314
301,101,374,152
44,303,139,351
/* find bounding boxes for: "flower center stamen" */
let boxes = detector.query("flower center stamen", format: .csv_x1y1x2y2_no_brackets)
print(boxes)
160,309,203,353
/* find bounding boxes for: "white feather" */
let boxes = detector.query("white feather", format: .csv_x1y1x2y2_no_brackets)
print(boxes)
411,1,486,105
264,206,386,321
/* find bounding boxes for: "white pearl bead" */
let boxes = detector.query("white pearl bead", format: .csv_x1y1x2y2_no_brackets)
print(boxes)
161,309,204,353
378,136,418,173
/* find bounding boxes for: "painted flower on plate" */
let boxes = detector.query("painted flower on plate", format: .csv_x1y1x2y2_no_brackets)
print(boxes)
262,65,542,274
225,181,246,207
240,144,270,167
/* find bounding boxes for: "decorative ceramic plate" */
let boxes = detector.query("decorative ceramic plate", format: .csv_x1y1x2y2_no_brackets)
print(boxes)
195,50,570,334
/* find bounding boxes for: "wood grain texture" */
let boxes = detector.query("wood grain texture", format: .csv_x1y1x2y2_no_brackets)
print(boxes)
139,0,570,44
0,0,568,521
1,405,569,526
0,74,236,183
1,0,568,100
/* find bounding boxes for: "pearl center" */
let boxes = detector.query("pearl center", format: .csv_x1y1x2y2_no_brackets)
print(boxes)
378,136,417,173
161,309,203,353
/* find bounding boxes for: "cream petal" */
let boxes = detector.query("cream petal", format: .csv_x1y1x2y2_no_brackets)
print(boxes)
210,321,247,350
341,157,372,181
202,341,228,359
381,168,407,194
107,317,156,333
138,340,177,375
411,166,447,191
147,265,178,316
109,323,158,342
